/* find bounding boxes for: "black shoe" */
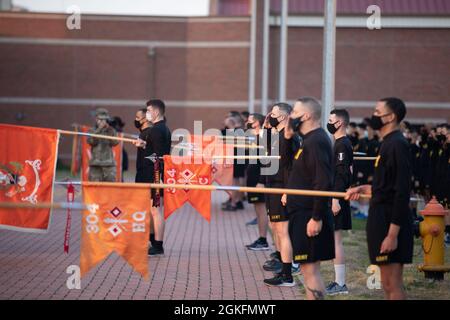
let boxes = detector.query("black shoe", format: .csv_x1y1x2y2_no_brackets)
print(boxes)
235,201,244,210
263,259,282,272
269,251,280,260
221,198,232,209
264,273,296,287
246,238,270,251
148,246,164,256
222,203,238,211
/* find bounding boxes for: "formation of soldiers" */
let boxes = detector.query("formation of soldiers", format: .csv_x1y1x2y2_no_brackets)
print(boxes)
83,101,449,300
348,119,450,218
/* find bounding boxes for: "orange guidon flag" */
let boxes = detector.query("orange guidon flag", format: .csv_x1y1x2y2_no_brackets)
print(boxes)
183,134,234,189
80,126,123,182
163,155,212,222
80,183,151,279
0,124,59,232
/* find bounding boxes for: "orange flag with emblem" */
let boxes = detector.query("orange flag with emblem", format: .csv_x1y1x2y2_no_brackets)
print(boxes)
163,155,212,221
80,183,151,279
179,134,234,190
0,124,59,232
80,126,123,182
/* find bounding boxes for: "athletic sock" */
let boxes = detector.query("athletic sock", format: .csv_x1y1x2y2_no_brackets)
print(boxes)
334,264,346,286
275,251,281,261
282,262,292,278
149,233,155,246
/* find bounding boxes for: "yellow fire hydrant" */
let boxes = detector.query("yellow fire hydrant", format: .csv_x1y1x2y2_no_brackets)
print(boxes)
417,197,450,280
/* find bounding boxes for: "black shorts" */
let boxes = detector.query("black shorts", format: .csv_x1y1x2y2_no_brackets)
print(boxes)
288,209,335,264
246,164,265,203
366,204,413,265
265,193,289,222
233,162,247,178
333,199,352,231
136,168,163,207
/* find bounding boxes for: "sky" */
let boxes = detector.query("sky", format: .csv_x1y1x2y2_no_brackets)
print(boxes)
13,0,210,16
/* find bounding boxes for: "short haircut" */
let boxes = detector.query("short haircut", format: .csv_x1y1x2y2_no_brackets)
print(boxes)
250,113,265,126
349,122,357,128
272,102,292,115
229,111,241,117
330,108,350,126
146,99,166,115
380,97,406,123
138,108,147,114
241,111,250,118
297,96,322,120
357,123,367,130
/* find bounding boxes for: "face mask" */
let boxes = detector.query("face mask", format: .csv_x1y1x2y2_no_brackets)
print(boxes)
269,116,280,128
134,119,143,129
437,135,446,143
370,113,392,130
326,121,340,135
146,111,152,122
246,122,254,130
289,115,304,132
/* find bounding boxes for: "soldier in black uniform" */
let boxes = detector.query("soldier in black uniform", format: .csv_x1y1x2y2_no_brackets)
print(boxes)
346,97,413,300
259,103,300,286
325,109,353,295
134,99,171,256
284,97,335,300
244,113,269,251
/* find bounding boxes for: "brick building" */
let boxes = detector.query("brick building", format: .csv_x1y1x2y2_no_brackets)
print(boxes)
0,0,449,164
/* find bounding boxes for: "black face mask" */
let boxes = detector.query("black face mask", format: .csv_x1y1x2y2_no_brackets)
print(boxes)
289,115,303,132
326,121,340,135
134,119,143,129
437,135,446,143
269,116,280,128
246,122,254,130
370,113,392,130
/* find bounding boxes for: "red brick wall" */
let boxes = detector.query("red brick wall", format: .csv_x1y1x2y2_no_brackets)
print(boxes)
0,12,449,169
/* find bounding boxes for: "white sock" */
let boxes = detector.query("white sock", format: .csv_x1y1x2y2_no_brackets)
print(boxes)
291,262,299,268
334,264,346,286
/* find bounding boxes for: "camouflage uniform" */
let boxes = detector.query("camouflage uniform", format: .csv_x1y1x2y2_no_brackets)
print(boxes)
87,108,119,182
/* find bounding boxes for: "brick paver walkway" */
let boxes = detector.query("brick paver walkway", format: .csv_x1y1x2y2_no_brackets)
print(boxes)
0,186,301,300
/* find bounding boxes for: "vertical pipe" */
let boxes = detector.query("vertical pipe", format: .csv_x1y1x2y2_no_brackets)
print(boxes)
278,0,288,102
248,0,257,113
321,0,337,129
261,0,270,115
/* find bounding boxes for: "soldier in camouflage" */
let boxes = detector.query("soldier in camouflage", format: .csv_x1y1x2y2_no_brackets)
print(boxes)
87,108,119,182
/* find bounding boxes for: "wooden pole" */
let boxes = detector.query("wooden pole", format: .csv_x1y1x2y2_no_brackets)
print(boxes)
60,181,371,200
211,155,280,160
173,143,264,150
0,202,90,210
71,123,139,139
59,130,136,144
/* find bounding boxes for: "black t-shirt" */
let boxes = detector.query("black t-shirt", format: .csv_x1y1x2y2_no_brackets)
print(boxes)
262,128,298,186
136,120,171,171
371,130,412,226
286,128,333,220
333,136,353,192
